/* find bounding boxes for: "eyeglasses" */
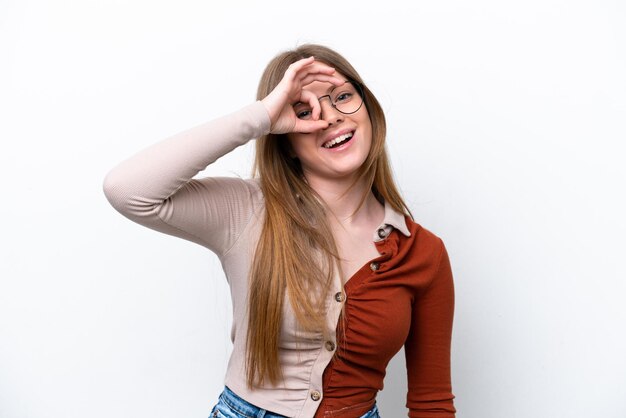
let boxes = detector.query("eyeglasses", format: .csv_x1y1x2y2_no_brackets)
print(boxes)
293,81,364,120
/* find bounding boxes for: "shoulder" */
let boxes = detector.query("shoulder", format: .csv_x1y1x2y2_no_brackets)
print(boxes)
400,216,450,273
400,218,453,291
404,217,446,252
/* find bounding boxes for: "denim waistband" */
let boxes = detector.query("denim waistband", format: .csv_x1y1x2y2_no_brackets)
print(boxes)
210,386,380,418
211,386,287,418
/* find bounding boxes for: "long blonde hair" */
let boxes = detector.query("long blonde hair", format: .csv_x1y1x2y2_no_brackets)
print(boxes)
246,44,412,387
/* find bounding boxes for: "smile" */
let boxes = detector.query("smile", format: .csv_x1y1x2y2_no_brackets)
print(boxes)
322,131,354,149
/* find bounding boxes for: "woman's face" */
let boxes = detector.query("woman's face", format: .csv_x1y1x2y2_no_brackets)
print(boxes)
286,76,372,186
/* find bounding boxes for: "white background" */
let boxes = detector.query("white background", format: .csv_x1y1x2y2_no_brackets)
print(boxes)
1,0,625,417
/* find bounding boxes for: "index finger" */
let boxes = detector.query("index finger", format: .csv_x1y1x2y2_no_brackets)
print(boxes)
284,57,320,80
299,73,345,88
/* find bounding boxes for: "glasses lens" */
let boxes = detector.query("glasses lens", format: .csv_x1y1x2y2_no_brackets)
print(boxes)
332,82,363,115
292,82,364,120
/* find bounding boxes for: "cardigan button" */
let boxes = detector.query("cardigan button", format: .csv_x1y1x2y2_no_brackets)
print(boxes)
377,228,387,239
370,262,380,272
325,341,336,351
334,292,345,302
310,390,321,401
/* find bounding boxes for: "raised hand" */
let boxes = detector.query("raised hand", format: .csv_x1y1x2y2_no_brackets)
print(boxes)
261,56,346,135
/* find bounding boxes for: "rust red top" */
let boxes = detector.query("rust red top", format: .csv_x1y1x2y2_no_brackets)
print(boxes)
316,219,456,418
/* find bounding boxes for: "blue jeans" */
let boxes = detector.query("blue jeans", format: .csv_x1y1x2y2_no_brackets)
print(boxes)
210,386,381,418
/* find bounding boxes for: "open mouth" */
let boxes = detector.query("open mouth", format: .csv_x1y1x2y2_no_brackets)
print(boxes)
322,132,354,149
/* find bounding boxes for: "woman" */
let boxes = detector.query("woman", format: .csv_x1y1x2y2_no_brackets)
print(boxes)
103,44,456,418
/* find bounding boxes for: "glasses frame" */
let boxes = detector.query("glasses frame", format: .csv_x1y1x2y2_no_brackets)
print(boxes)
315,80,365,116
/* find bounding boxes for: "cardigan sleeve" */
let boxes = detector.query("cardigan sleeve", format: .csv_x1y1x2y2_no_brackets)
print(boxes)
102,101,270,256
404,239,456,417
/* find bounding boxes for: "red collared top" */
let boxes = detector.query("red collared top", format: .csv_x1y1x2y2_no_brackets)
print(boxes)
315,216,456,418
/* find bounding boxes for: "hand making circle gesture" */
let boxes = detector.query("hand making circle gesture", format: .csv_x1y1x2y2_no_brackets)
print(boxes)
261,56,346,135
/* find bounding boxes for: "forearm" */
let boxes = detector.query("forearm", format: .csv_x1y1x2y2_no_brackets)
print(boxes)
102,102,270,251
406,241,456,417
103,102,269,217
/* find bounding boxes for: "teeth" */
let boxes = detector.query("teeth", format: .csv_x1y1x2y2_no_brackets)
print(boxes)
323,132,353,148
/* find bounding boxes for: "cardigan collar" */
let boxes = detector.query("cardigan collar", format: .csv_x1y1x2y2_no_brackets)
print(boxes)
374,201,411,241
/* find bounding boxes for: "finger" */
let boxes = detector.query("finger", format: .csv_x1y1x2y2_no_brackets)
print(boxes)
300,89,322,121
284,56,316,80
294,62,337,81
299,73,346,88
305,61,337,75
288,60,336,84
294,119,329,134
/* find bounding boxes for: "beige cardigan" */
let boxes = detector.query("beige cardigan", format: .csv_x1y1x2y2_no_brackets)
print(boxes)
103,102,409,416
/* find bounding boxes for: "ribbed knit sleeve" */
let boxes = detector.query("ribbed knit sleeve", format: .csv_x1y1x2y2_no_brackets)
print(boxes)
404,240,456,417
102,101,271,255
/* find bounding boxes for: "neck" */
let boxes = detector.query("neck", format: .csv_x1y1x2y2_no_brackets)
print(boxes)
305,174,383,226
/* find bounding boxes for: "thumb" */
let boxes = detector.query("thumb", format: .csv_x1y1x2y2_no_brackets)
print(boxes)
293,119,329,134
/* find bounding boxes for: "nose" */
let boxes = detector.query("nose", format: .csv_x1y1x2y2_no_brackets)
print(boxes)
319,97,344,126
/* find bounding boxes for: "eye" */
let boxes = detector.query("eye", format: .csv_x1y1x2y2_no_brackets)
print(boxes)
334,90,354,104
294,105,313,120
296,110,312,119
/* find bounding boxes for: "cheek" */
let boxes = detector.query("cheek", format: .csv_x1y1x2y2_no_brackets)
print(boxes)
287,134,316,161
361,118,373,152
360,107,373,136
